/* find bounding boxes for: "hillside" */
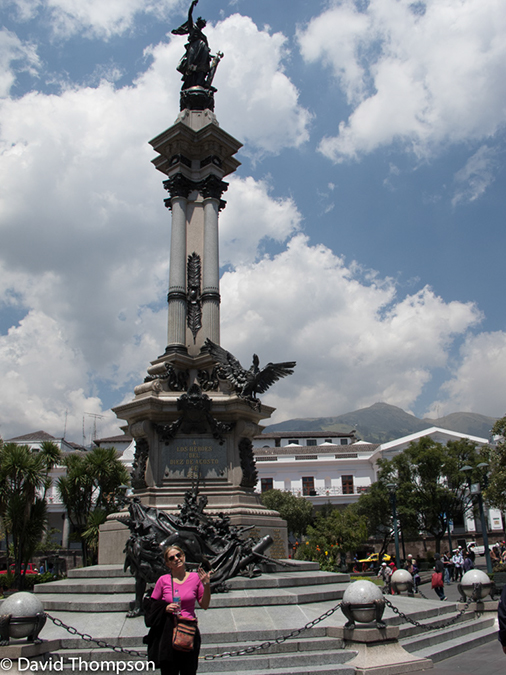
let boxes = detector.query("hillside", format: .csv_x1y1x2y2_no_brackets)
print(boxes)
264,402,496,444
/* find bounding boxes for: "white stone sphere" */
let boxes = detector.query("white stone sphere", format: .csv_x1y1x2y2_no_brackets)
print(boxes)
1,592,44,639
391,569,412,591
343,579,384,623
460,569,492,599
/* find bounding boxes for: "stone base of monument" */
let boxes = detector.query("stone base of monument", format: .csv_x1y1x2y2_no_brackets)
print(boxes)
328,625,433,675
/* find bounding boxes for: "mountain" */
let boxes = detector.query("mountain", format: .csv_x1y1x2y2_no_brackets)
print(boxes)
263,402,497,444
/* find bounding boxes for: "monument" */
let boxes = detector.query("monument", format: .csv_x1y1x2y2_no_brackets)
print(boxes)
99,0,293,563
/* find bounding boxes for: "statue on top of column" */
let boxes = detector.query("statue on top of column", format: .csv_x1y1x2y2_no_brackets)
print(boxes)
172,0,223,93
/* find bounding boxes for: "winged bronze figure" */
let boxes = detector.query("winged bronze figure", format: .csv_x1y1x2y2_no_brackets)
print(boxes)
205,338,296,400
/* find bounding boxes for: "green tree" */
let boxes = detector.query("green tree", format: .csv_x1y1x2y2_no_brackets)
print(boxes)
377,437,481,553
57,447,129,566
482,415,506,515
0,442,60,588
355,481,395,557
260,489,314,539
296,506,368,570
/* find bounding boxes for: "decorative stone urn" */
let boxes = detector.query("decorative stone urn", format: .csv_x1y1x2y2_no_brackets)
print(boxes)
341,579,386,629
391,568,413,594
0,592,46,645
458,569,493,602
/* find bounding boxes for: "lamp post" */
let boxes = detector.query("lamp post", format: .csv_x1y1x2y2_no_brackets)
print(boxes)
386,483,401,566
461,464,492,575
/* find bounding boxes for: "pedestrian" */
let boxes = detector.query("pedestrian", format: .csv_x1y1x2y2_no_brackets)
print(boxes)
144,546,211,675
405,554,420,594
377,562,392,594
442,551,452,584
432,553,446,601
452,548,464,582
463,551,474,572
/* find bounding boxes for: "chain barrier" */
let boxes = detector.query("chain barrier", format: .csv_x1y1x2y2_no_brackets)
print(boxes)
383,595,473,631
45,613,145,658
201,601,342,660
45,588,476,664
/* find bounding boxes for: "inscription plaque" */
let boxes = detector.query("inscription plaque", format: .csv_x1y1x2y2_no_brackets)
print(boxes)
162,438,228,479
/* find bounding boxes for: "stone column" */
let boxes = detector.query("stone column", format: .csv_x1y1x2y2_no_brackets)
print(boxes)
201,175,227,345
202,196,220,344
164,173,191,352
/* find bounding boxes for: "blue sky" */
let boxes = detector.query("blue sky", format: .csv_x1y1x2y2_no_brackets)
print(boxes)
1,0,505,444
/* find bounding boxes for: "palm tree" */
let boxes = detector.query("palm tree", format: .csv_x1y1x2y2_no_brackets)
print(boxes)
57,447,129,566
0,443,51,588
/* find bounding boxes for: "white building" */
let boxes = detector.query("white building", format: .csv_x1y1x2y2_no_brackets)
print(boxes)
252,427,503,534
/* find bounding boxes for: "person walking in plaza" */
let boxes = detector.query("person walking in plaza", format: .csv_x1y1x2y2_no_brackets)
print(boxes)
432,553,447,601
378,561,392,594
144,545,211,675
463,551,474,572
452,547,464,582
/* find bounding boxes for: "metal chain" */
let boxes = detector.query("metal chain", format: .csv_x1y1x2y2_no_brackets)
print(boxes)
45,613,145,657
383,596,473,631
201,601,342,660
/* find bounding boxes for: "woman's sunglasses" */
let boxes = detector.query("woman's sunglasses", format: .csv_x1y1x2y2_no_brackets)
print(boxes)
168,552,183,562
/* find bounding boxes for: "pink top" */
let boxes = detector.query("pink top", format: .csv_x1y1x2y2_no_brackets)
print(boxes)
151,572,204,621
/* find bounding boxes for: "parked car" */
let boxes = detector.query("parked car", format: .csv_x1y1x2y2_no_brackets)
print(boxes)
358,552,392,564
0,562,39,575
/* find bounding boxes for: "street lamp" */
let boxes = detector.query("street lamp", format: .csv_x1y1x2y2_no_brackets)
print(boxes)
461,464,492,574
386,483,401,566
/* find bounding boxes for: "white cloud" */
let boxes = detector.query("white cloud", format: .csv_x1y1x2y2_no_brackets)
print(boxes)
0,28,40,96
2,0,184,38
220,176,301,266
427,331,506,418
220,234,482,423
298,0,506,161
0,311,119,442
452,145,499,206
0,16,311,439
208,15,311,156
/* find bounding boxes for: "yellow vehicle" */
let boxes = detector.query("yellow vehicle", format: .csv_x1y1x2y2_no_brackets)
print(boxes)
357,552,392,564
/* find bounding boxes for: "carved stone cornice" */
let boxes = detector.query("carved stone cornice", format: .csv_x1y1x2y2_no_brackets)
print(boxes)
201,174,228,200
163,173,194,200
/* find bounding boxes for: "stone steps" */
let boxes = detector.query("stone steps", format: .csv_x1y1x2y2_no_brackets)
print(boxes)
35,563,499,674
35,564,348,612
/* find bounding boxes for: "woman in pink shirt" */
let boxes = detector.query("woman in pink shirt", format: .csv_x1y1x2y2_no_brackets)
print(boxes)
148,545,211,675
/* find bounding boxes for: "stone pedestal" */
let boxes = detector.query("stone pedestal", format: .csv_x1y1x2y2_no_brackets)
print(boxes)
99,106,288,562
328,626,433,675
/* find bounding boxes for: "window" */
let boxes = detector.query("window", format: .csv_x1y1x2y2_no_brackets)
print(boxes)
302,476,315,496
341,475,354,494
261,478,273,492
288,439,300,445
340,438,349,445
306,439,317,446
275,439,281,447
325,438,332,444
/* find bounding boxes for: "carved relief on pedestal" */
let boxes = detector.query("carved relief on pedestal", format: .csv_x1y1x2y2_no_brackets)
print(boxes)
156,384,235,446
144,363,189,392
130,437,149,489
238,437,258,488
187,252,202,342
